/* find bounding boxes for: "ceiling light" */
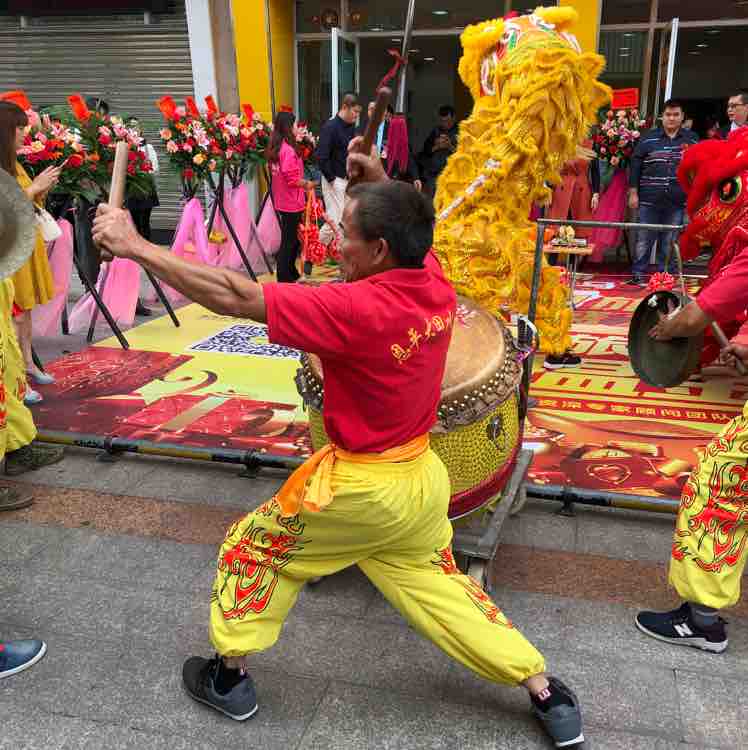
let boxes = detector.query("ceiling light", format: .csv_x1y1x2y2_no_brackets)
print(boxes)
697,43,708,48
391,38,401,42
424,56,436,61
619,53,631,57
619,47,630,51
689,51,701,55
432,10,449,15
623,33,634,37
409,49,420,53
706,29,721,34
370,26,383,31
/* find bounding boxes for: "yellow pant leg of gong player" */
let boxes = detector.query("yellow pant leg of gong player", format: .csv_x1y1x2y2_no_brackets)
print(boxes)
0,279,36,451
669,408,748,610
209,450,545,685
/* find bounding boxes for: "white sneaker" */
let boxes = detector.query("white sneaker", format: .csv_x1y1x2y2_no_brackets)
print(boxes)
24,387,43,406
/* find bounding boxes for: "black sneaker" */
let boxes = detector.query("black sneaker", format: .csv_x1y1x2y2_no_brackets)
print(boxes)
635,603,728,653
625,275,645,287
182,655,258,721
543,353,582,370
5,442,65,477
531,677,584,748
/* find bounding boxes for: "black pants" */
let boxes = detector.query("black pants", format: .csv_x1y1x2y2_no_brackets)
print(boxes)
276,210,303,283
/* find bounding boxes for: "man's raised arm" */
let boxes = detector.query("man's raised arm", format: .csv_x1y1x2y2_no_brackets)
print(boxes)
92,204,266,322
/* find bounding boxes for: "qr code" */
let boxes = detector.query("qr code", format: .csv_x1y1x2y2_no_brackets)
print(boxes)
188,325,300,359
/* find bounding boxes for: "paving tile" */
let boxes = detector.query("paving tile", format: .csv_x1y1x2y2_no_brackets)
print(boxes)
0,633,123,721
115,643,325,748
9,449,159,495
249,613,454,699
500,505,577,553
441,645,682,740
26,525,217,593
294,565,379,619
574,507,675,563
677,670,748,748
558,597,748,681
578,729,695,749
0,703,222,750
0,521,68,563
1,572,138,642
298,681,508,750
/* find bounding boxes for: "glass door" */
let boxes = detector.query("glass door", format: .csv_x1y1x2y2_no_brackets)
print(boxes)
331,27,360,117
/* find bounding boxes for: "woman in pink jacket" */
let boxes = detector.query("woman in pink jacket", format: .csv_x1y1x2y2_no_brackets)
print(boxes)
267,111,315,282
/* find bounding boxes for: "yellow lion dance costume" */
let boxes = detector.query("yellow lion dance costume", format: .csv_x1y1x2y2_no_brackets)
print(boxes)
433,7,611,355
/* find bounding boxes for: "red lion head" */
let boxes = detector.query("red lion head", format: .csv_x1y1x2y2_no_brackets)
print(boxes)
678,129,748,262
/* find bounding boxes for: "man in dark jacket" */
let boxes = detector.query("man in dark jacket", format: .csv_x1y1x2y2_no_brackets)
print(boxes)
627,99,698,285
316,93,361,245
419,105,458,199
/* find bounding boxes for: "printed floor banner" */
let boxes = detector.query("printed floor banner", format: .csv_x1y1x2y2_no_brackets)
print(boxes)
34,271,745,500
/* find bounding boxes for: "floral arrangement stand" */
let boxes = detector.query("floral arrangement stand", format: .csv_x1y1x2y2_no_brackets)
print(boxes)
204,168,260,282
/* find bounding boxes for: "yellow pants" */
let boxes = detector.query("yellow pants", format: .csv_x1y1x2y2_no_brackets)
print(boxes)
0,279,36,458
669,407,748,610
210,449,546,685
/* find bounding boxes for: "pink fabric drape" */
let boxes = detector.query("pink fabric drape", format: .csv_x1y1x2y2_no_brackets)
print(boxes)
32,218,73,337
67,257,140,332
157,197,212,303
257,193,281,256
589,169,627,262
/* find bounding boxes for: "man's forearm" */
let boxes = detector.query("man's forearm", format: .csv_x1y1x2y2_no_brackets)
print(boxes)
661,300,711,338
130,238,266,322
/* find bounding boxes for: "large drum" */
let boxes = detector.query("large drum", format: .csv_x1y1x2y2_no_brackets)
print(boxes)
295,296,524,519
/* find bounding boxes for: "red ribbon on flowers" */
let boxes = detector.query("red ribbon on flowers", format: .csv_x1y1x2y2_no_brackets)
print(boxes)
156,96,177,120
68,93,91,122
205,95,219,116
376,49,407,93
0,89,32,111
242,103,255,123
185,96,201,119
647,272,676,292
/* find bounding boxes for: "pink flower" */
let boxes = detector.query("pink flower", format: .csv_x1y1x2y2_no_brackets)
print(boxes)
632,130,640,138
166,140,178,153
182,143,193,153
160,128,173,140
610,156,620,166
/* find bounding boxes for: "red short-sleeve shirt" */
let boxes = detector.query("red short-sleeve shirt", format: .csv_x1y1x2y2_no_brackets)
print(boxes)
263,253,456,452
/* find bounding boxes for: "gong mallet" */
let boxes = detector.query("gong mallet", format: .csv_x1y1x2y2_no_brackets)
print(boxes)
347,86,392,189
711,321,747,375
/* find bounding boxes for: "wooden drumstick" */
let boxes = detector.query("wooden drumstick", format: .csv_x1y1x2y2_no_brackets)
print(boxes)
710,321,748,375
347,86,391,188
96,141,129,261
108,141,129,209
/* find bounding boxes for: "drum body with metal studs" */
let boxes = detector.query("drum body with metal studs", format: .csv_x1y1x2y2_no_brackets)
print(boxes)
295,295,523,519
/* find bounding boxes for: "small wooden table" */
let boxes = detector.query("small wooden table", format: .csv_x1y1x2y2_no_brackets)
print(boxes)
543,243,595,309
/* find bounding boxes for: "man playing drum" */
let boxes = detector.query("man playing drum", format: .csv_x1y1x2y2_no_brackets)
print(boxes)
640,258,748,652
92,144,584,749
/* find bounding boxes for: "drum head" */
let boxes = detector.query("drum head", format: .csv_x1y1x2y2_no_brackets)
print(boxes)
628,291,703,388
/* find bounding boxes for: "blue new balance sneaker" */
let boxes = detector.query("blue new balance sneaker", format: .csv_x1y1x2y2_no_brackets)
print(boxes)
0,639,47,679
183,655,258,721
531,677,584,748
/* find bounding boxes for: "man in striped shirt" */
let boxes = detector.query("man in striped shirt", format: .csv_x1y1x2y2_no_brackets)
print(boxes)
627,99,698,286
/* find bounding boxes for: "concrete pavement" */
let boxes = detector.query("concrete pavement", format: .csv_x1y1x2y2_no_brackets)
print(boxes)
1,285,745,749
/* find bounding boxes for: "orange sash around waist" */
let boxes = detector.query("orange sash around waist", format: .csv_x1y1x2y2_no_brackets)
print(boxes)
277,434,430,517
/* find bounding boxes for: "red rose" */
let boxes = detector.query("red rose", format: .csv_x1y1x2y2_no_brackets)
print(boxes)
128,150,138,162
67,153,84,168
127,163,135,175
98,133,111,146
183,167,194,179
